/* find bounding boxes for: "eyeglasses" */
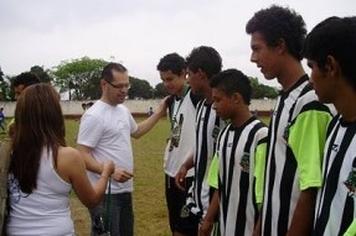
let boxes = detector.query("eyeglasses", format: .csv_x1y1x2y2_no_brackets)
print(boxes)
105,79,131,90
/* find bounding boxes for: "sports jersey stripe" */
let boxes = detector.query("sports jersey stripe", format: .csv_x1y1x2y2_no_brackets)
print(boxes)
263,96,284,236
234,121,265,236
220,126,230,224
338,193,354,235
313,125,355,235
196,104,211,215
277,145,297,235
314,120,340,222
225,129,240,218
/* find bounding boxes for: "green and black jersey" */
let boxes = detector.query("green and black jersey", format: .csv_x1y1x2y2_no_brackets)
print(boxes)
208,116,268,236
261,75,333,236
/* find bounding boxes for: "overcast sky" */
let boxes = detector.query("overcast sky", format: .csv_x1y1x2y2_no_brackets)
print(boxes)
0,0,355,87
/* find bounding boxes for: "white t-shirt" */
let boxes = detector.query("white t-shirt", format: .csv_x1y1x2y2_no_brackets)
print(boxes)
7,148,73,236
77,100,138,194
164,90,197,177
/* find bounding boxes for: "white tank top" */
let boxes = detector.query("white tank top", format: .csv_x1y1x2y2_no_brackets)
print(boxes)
7,148,74,236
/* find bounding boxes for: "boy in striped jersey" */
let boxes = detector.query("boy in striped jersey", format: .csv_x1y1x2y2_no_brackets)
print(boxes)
303,16,356,236
246,5,333,236
175,46,224,236
202,69,268,236
157,53,201,236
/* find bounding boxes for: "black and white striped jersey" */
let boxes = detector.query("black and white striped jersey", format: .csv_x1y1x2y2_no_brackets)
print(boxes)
313,115,356,236
216,117,268,236
186,99,225,218
261,75,333,236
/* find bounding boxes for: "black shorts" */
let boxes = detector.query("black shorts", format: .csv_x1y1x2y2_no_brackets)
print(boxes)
165,174,199,235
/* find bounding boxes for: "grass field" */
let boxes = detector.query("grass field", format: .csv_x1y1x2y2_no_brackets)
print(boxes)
2,115,270,236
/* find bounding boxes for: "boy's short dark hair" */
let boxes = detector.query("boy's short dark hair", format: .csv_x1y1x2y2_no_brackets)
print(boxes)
210,69,252,105
13,72,40,88
157,53,186,76
102,62,127,82
303,16,356,89
246,5,307,61
186,46,222,79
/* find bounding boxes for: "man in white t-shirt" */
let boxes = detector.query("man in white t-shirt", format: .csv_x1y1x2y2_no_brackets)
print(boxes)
77,62,166,236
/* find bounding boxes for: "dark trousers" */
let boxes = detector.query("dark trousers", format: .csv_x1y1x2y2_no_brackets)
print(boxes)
89,192,134,236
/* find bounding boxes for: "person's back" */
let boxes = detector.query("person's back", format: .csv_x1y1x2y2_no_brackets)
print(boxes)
6,83,114,235
7,148,73,235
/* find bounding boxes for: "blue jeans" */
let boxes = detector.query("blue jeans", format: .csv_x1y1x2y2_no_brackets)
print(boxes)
89,192,134,236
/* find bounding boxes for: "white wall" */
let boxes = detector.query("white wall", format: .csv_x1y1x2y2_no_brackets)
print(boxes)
0,99,276,117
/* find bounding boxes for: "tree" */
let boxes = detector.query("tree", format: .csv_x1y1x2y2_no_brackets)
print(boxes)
128,76,154,99
250,77,279,99
30,65,52,82
51,57,107,100
0,67,11,101
153,82,168,98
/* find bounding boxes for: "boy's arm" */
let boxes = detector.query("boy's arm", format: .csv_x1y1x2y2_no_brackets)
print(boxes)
287,187,317,236
199,190,219,236
287,108,333,235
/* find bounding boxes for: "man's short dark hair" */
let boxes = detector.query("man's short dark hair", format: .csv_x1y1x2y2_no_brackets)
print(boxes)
157,53,186,76
102,62,127,82
246,5,307,61
186,46,222,79
303,16,356,90
13,72,40,88
210,69,252,105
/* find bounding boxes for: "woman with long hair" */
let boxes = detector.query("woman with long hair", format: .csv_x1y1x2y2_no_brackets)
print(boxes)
7,83,114,235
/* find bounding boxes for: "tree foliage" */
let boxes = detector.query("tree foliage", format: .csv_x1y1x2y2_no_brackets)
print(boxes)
250,77,279,99
128,76,154,99
154,82,168,98
51,57,107,100
0,67,11,101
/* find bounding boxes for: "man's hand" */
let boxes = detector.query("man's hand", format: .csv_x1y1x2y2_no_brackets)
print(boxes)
112,167,134,183
175,165,188,191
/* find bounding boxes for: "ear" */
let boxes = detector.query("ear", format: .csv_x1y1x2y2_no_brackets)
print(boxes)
232,92,242,104
100,79,107,89
197,68,208,80
275,38,287,54
325,55,341,79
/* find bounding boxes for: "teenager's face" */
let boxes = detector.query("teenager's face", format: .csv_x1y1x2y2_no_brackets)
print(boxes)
307,59,334,103
212,88,235,120
103,70,130,105
250,32,280,80
159,70,186,96
187,69,203,95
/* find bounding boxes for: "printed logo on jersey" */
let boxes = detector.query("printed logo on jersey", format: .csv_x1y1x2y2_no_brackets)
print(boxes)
344,165,356,197
240,152,250,173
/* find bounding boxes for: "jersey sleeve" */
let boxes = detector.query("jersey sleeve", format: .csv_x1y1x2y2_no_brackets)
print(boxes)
344,218,356,236
207,153,219,189
77,114,105,148
254,135,268,205
288,110,333,190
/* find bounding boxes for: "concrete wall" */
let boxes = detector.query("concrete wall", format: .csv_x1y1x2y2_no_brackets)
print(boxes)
0,99,276,117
